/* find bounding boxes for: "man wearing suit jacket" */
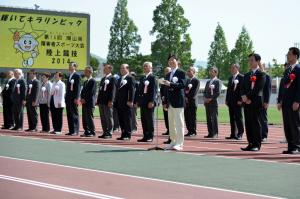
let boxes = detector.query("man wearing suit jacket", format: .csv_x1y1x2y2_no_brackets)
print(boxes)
241,53,266,151
65,62,81,136
1,71,15,129
225,64,244,140
184,67,200,137
80,66,97,137
161,67,171,137
278,47,300,154
203,67,221,139
97,64,116,139
114,64,135,140
162,55,186,151
136,62,157,142
11,69,26,131
259,64,272,142
25,69,41,132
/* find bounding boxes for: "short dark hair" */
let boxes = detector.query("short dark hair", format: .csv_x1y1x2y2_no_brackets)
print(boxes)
69,62,78,68
104,63,113,70
168,54,178,61
289,47,300,59
55,71,64,78
42,72,51,79
28,69,37,75
248,53,261,62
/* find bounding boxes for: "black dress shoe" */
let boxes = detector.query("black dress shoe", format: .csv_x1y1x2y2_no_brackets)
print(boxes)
65,132,72,136
162,132,169,136
117,137,130,141
98,134,112,139
249,147,260,151
241,145,252,151
163,139,171,144
1,126,11,129
12,127,23,131
70,133,79,136
225,136,235,140
283,149,299,154
204,135,218,139
185,133,197,137
235,136,242,140
25,129,37,132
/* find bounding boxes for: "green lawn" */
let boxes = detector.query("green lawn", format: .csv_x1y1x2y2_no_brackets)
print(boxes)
0,105,283,124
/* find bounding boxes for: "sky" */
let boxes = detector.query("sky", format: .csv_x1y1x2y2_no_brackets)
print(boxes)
1,0,300,64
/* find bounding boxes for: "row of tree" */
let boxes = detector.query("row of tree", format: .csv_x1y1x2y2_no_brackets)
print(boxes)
101,0,284,79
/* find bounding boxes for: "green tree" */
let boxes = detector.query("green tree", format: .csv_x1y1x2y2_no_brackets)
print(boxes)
207,23,229,80
196,66,208,79
229,26,254,73
107,0,141,73
268,58,285,77
151,0,194,76
89,54,100,72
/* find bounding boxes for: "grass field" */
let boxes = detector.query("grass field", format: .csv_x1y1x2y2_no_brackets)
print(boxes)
0,105,283,125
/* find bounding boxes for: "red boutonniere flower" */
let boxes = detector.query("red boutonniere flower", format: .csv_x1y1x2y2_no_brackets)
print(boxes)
250,75,256,89
285,73,296,88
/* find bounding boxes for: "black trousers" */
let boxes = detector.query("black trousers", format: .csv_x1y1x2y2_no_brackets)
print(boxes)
50,97,63,132
12,102,24,129
163,109,169,133
82,104,95,133
113,107,119,130
228,104,244,137
117,105,133,137
3,102,14,128
282,107,300,150
244,105,262,148
99,104,113,134
141,107,154,139
205,104,218,136
184,103,197,134
260,108,268,139
39,104,50,132
26,102,38,130
66,98,79,134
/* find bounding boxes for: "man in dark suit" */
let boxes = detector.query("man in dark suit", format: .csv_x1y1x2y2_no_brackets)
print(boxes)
1,71,15,129
241,53,266,151
184,66,200,137
162,55,186,151
278,47,300,154
11,69,26,131
225,64,244,140
113,74,120,132
161,67,171,137
97,64,116,139
65,62,81,136
80,66,97,137
114,64,135,140
131,71,139,132
25,69,41,132
136,62,157,142
259,64,272,142
203,67,221,139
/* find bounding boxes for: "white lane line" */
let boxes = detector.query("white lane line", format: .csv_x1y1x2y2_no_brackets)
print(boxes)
0,156,284,199
0,174,123,199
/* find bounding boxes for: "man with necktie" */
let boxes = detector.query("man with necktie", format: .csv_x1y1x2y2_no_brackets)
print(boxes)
241,53,266,151
225,64,244,140
80,66,97,137
184,66,200,137
65,62,81,136
1,71,16,129
97,64,116,139
25,69,41,132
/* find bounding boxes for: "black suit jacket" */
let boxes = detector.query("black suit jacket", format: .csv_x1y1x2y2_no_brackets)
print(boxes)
97,75,116,105
184,77,200,106
204,78,221,106
1,78,16,106
263,74,272,104
165,68,186,108
115,75,135,108
11,78,26,104
280,64,300,108
225,73,244,107
65,72,81,100
81,78,97,107
26,79,40,104
241,70,266,108
137,74,157,108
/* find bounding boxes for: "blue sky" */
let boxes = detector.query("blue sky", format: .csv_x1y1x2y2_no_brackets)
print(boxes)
1,0,299,64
